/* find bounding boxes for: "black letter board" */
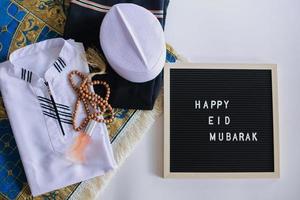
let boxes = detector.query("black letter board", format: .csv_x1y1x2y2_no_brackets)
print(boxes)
164,64,279,178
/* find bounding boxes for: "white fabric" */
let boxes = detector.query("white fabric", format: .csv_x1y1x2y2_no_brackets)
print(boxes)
0,38,116,196
100,3,166,83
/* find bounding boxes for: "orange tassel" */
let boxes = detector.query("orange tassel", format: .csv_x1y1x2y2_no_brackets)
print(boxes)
66,132,91,163
66,121,96,164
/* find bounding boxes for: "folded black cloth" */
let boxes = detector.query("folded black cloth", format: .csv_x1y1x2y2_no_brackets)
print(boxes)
64,0,170,110
92,67,163,110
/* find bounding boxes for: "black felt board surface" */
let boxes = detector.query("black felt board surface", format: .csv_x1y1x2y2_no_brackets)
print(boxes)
169,69,274,173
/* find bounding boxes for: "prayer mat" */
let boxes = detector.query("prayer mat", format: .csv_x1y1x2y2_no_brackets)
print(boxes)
0,1,178,199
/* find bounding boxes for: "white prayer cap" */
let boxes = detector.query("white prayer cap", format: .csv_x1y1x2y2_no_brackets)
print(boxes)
100,3,166,83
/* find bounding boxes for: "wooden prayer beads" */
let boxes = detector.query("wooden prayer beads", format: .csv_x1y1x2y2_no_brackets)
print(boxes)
68,70,115,132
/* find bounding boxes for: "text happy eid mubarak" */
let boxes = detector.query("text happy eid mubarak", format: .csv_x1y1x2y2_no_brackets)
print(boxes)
194,100,258,142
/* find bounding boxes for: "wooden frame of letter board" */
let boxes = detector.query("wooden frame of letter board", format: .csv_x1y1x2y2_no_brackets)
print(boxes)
164,63,279,178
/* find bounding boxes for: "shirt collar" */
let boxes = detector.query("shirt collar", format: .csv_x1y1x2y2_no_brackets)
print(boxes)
8,38,78,87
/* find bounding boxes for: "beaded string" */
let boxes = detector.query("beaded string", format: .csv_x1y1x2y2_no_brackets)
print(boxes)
68,70,115,132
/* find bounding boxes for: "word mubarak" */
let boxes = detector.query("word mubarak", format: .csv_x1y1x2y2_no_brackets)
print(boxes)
209,132,258,142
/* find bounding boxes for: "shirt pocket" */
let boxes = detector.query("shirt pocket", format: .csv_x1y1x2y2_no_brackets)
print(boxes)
33,89,74,154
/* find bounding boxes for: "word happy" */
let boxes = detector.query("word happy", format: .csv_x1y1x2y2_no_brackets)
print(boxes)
194,100,229,109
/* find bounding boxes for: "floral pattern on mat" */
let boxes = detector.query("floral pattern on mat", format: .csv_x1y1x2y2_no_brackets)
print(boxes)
0,0,64,62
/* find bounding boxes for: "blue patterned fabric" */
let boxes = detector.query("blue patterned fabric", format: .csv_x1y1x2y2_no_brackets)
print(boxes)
0,0,65,62
0,120,27,199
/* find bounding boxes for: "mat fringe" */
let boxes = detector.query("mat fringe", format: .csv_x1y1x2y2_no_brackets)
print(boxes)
69,89,163,200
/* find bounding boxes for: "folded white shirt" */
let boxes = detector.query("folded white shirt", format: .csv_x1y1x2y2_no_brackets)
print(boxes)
0,38,116,196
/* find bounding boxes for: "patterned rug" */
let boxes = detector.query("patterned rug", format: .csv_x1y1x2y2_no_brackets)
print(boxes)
0,0,177,199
